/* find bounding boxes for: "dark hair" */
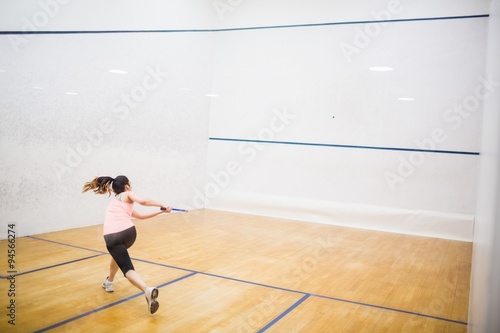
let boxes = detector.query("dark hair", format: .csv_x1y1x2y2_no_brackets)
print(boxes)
82,175,130,196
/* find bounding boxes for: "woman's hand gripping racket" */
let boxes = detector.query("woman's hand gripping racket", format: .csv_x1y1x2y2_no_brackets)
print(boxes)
160,207,188,213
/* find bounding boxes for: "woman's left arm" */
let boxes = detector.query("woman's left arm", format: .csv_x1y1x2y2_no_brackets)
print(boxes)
132,210,167,220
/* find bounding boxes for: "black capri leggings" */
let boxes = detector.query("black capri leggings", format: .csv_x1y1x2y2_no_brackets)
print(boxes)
104,226,137,276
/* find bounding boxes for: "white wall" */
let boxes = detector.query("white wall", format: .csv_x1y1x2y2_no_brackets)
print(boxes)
469,0,500,331
205,0,489,240
0,0,217,237
0,0,215,31
211,0,489,28
0,0,492,241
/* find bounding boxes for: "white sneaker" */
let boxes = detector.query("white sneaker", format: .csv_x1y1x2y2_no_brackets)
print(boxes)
102,277,114,292
145,287,159,314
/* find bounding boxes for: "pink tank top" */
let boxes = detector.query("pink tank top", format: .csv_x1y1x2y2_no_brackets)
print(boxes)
103,193,135,235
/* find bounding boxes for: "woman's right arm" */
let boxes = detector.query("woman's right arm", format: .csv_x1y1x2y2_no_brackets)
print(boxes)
126,191,166,208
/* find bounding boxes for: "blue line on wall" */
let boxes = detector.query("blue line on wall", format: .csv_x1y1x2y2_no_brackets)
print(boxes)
209,137,480,156
0,14,489,35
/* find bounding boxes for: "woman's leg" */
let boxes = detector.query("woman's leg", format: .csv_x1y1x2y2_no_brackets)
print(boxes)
102,258,119,292
104,227,137,283
104,227,159,313
108,258,119,282
125,269,147,292
125,269,159,314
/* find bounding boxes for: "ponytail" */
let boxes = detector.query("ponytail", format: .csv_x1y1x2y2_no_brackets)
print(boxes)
82,175,130,196
82,176,114,196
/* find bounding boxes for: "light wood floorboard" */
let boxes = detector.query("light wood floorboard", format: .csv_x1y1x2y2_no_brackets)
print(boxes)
0,209,471,332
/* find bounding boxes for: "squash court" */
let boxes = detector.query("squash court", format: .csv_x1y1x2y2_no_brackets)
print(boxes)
1,2,499,331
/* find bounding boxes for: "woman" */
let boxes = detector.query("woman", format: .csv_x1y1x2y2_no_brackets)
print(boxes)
82,175,171,314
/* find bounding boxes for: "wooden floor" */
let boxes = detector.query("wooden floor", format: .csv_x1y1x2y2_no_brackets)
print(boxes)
0,209,471,332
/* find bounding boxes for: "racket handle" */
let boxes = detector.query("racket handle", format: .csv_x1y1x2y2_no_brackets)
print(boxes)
160,207,188,212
